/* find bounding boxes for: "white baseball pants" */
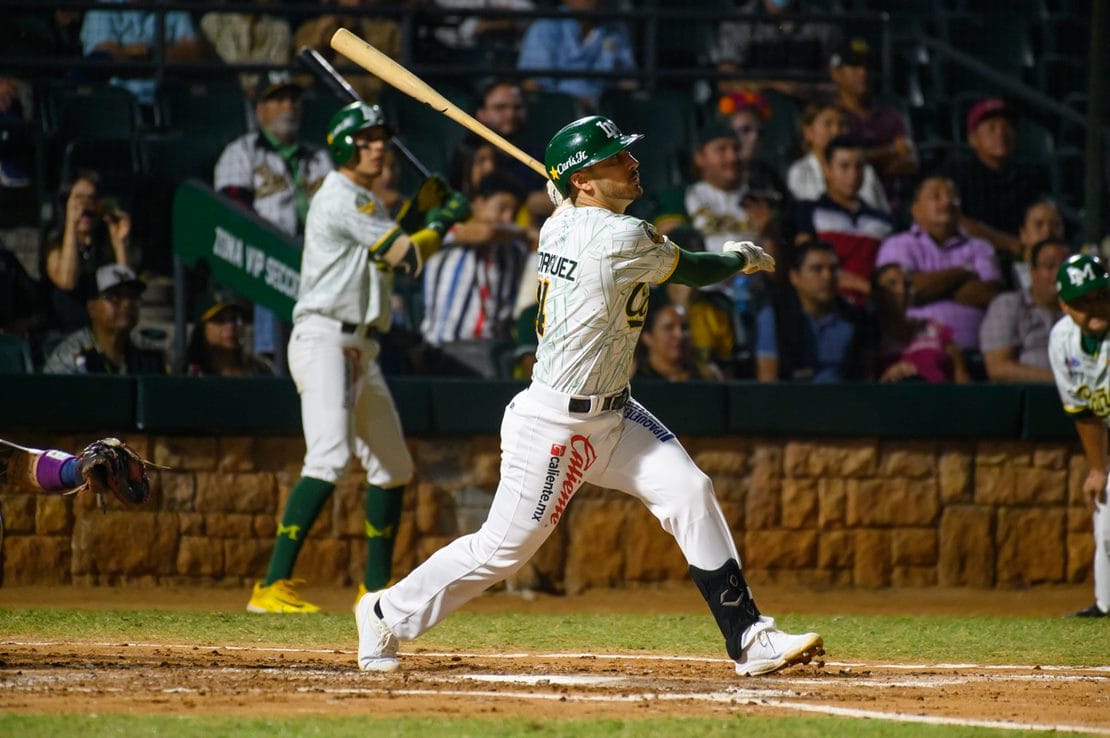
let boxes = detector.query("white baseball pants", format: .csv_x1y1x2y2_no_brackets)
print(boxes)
288,315,413,486
378,381,740,641
1095,479,1110,612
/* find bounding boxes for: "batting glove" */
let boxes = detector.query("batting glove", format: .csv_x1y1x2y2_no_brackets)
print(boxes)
723,240,775,274
425,190,472,234
397,174,451,233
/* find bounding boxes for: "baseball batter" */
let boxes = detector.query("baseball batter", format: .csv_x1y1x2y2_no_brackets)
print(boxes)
1048,253,1110,617
356,116,823,676
248,102,469,613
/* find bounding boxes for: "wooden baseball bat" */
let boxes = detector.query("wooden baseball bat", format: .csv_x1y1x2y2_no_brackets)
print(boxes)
296,45,431,179
330,28,548,179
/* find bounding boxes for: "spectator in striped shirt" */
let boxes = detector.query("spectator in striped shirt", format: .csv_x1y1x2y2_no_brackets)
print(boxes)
420,173,529,378
794,135,893,307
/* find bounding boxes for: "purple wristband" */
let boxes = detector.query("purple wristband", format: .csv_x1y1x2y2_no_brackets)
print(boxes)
35,450,76,491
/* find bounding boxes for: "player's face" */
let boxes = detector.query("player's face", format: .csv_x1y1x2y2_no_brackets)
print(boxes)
805,106,846,156
642,304,689,363
1020,202,1064,252
823,148,864,199
694,136,741,190
204,308,245,351
831,64,869,98
477,84,526,137
1063,288,1110,336
351,127,389,178
575,149,642,206
475,192,521,225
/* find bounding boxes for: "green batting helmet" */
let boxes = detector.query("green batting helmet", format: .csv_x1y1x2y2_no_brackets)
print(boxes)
1057,253,1110,304
544,116,644,196
326,102,388,167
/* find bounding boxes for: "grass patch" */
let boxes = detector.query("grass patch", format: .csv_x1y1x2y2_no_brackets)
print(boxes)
0,608,1106,666
0,714,1056,738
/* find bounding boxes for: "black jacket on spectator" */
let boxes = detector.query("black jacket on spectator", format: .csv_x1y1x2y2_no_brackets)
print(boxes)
940,155,1049,235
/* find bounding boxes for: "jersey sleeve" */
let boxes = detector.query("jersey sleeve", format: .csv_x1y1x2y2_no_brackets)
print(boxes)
606,218,679,286
333,193,400,257
1048,322,1090,416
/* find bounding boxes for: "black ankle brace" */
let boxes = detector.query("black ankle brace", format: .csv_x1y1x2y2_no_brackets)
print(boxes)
689,559,761,660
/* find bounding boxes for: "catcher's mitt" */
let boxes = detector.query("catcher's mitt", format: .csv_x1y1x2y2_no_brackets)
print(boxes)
76,438,155,506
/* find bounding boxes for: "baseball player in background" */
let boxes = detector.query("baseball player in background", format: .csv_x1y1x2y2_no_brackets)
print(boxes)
1048,253,1110,617
247,102,470,613
355,115,823,675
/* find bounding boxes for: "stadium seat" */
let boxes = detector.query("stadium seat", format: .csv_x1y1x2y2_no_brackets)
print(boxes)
1050,145,1084,208
44,83,142,141
1014,116,1055,167
0,333,34,374
299,84,346,150
155,78,249,142
518,90,578,156
937,14,1034,96
758,90,801,175
599,88,695,194
1037,54,1086,100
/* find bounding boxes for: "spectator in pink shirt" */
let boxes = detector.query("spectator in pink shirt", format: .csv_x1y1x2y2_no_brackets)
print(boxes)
872,263,969,383
875,176,1002,355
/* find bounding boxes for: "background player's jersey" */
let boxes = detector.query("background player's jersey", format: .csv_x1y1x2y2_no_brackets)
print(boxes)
531,205,678,396
294,171,394,331
1048,315,1110,423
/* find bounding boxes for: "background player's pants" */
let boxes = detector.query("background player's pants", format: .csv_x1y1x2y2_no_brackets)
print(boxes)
1095,479,1110,612
289,315,413,486
379,382,739,641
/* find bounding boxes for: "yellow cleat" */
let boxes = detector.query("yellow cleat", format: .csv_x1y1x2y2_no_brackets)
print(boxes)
246,579,321,614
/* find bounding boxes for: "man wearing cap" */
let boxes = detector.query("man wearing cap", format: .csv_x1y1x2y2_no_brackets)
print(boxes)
1047,254,1110,617
829,37,917,202
214,71,334,357
941,97,1050,258
43,264,165,375
353,114,823,678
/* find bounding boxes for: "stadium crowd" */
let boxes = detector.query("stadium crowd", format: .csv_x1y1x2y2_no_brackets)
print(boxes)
0,0,1097,383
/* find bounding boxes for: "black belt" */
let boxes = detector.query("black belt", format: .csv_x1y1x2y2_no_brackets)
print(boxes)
568,387,629,414
341,322,378,336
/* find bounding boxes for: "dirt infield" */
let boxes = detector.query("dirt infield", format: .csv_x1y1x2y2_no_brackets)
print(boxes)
2,584,1108,734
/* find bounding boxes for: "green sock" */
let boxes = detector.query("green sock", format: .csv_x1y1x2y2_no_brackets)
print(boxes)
363,484,404,591
264,476,335,586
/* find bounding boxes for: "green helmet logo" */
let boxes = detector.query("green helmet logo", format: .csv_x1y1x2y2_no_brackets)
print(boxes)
326,102,388,167
1057,253,1110,304
544,116,644,195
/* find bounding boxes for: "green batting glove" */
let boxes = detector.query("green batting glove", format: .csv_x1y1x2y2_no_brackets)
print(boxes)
425,190,472,233
397,174,450,233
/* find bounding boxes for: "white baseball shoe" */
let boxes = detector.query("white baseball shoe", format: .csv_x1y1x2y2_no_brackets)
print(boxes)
355,592,400,672
735,616,824,676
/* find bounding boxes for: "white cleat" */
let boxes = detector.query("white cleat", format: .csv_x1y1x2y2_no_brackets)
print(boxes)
355,592,400,672
735,617,824,676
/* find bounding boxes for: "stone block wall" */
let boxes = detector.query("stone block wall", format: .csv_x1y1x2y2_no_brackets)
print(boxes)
0,433,1094,591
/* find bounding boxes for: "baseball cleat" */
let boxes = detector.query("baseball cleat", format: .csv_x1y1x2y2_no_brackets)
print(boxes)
1069,603,1108,618
246,579,321,614
355,592,400,672
735,620,824,676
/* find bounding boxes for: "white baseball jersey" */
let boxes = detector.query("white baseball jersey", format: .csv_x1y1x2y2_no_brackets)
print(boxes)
1048,316,1110,421
213,132,332,236
1048,314,1110,613
685,181,759,254
293,171,395,332
530,205,678,395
